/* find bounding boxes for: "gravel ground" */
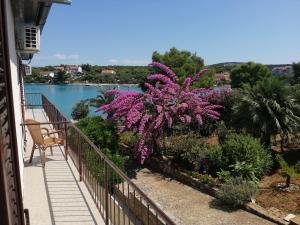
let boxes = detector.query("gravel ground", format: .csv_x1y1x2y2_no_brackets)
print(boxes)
131,168,276,225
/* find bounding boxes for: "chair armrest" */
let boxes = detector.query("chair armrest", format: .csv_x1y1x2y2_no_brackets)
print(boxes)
41,128,50,136
41,128,64,137
47,130,64,135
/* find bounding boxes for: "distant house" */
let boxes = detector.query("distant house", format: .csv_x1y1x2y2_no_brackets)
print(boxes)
40,71,55,78
101,69,116,75
65,65,82,74
214,72,231,83
54,66,65,71
272,66,293,75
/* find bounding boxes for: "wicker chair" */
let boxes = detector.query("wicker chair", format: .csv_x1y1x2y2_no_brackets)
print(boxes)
25,119,65,167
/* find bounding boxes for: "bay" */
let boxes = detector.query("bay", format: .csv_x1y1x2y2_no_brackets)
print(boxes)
24,83,141,119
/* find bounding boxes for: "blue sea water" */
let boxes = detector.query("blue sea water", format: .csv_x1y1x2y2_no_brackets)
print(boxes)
24,83,141,119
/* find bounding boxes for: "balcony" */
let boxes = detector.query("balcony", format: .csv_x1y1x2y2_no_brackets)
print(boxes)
22,93,175,225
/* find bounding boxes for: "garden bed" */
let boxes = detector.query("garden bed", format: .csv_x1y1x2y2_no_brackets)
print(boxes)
256,171,300,215
145,156,218,196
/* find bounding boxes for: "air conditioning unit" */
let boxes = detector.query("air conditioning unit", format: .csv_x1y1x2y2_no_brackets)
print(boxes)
23,26,40,53
24,64,32,76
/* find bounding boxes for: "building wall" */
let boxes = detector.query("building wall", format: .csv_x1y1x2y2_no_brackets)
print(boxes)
5,0,25,190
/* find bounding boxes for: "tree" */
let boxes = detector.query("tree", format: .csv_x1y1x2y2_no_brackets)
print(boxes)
82,64,92,72
71,100,89,120
152,47,204,81
292,62,300,83
76,116,118,151
276,154,300,188
232,77,300,146
56,71,67,83
88,90,115,108
97,62,222,164
192,68,215,88
230,62,271,88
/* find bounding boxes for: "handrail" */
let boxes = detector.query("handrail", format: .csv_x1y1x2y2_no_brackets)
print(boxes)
68,123,176,224
21,121,71,126
24,92,176,225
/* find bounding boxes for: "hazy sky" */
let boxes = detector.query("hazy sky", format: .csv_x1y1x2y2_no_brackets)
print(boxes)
32,0,300,66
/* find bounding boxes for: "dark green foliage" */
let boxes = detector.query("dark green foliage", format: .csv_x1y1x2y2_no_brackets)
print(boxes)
295,162,300,173
218,133,273,181
78,65,150,84
197,117,219,137
164,134,205,171
152,47,204,80
216,177,258,207
82,64,92,72
164,134,223,174
119,131,138,147
55,71,67,83
204,144,224,175
276,73,294,85
230,62,271,88
276,154,300,187
24,75,51,83
84,147,128,186
163,132,272,181
28,65,151,84
76,116,118,152
88,88,115,108
292,84,300,106
75,116,128,186
292,62,300,83
231,77,300,145
71,100,89,120
192,69,216,88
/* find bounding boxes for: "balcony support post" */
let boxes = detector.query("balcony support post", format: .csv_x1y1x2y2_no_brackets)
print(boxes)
64,121,68,160
104,161,109,225
79,132,83,182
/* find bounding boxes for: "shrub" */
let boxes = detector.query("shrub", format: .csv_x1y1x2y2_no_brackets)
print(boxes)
76,116,118,152
76,116,128,187
219,133,273,180
205,144,223,175
276,154,300,187
164,134,207,171
188,172,218,187
119,131,138,147
295,161,300,173
217,170,232,182
84,147,129,186
216,177,258,207
71,100,89,120
97,62,222,164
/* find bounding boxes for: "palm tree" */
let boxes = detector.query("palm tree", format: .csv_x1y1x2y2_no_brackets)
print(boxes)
232,77,300,147
88,87,116,118
88,87,116,108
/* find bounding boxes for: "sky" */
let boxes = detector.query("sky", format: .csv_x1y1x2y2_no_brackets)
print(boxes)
32,0,300,66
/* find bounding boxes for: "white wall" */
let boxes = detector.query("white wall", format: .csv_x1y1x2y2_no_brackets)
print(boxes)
5,0,25,191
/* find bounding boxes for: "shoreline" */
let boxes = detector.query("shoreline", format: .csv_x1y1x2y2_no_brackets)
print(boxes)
25,82,139,87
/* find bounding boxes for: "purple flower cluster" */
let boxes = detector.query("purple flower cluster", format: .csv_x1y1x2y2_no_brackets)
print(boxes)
97,62,223,164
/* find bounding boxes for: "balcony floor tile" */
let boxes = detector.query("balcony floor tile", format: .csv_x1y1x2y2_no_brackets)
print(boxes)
23,108,105,225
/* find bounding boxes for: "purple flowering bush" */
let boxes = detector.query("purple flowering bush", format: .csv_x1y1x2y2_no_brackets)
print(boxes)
96,62,222,164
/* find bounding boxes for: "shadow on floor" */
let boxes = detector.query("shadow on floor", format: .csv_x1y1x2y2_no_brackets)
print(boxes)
42,146,99,225
208,198,238,213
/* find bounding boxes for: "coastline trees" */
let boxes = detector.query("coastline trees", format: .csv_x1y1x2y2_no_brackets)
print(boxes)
230,62,271,88
71,100,89,120
97,62,222,164
231,77,300,146
292,62,300,83
152,47,204,81
56,70,67,83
